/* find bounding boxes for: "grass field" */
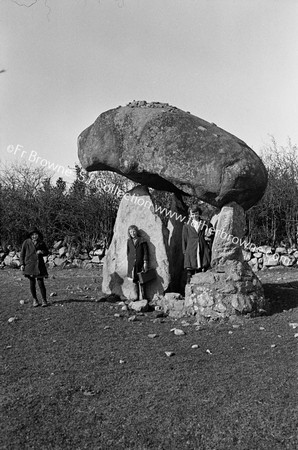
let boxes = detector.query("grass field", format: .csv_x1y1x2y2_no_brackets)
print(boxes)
1,266,297,449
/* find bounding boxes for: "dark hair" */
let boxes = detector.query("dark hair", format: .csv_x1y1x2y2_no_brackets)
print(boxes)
27,227,43,240
188,205,202,215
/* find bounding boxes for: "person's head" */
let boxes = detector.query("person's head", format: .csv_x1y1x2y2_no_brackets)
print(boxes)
128,225,139,239
188,205,202,221
28,227,43,242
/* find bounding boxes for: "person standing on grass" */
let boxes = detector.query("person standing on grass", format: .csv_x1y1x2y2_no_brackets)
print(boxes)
20,227,49,307
182,205,211,284
127,225,149,300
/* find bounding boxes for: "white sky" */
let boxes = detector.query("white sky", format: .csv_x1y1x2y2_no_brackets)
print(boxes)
1,0,297,184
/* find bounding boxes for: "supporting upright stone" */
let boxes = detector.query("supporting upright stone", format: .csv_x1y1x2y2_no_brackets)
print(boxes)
211,201,246,266
102,185,170,300
184,202,268,320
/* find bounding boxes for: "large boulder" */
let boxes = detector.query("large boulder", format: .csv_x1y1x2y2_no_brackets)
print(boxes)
211,202,246,266
78,101,268,210
102,185,170,300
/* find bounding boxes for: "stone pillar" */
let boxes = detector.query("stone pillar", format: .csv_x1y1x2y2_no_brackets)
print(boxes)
184,202,268,320
102,185,170,300
211,201,245,266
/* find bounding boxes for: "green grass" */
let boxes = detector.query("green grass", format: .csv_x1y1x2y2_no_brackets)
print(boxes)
1,267,297,449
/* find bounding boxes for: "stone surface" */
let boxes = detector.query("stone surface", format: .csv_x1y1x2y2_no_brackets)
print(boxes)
211,202,246,266
58,247,67,256
54,257,65,266
184,260,267,320
151,293,186,318
242,250,252,261
248,257,259,272
102,185,170,300
258,245,273,254
280,255,296,267
78,101,267,210
263,253,280,266
275,247,287,254
129,300,149,312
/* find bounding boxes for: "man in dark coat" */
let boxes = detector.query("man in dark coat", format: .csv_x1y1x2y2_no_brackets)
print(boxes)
127,225,149,300
20,227,49,307
182,206,211,284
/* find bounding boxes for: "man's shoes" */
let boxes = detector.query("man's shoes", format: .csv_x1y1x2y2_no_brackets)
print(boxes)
32,299,39,307
41,300,48,307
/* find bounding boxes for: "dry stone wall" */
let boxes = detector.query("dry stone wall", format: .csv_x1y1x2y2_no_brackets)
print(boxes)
1,244,297,271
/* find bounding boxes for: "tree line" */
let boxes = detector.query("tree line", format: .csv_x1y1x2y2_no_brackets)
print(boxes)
0,139,297,251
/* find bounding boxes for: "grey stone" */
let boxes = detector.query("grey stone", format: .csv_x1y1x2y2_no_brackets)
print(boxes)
280,255,296,267
54,257,65,266
258,245,273,254
58,247,67,257
78,102,267,210
263,253,280,266
129,300,149,312
102,185,170,300
275,247,287,254
211,202,246,266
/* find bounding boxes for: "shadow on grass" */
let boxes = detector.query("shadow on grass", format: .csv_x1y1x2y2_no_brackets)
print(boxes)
263,280,298,315
52,298,96,304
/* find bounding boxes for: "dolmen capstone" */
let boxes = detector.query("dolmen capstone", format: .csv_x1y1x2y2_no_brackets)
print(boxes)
78,100,268,320
78,100,267,210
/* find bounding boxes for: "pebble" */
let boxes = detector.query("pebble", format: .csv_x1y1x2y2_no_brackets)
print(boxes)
181,320,191,327
271,344,277,348
148,334,158,338
170,328,185,335
206,349,212,354
259,327,265,330
232,324,240,329
8,317,17,323
294,333,298,338
119,359,125,364
50,292,57,297
19,300,25,305
121,305,128,311
104,326,111,330
174,329,185,336
114,313,121,318
289,322,298,329
128,315,137,322
191,344,199,349
165,351,175,357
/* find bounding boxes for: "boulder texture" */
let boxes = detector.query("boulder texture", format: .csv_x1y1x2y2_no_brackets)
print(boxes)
78,100,267,210
102,185,170,300
211,201,246,266
184,261,267,320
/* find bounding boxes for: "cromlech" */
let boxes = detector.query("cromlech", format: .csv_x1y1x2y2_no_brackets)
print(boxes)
78,100,268,321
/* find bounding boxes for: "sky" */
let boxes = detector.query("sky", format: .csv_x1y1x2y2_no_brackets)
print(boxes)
1,0,298,185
